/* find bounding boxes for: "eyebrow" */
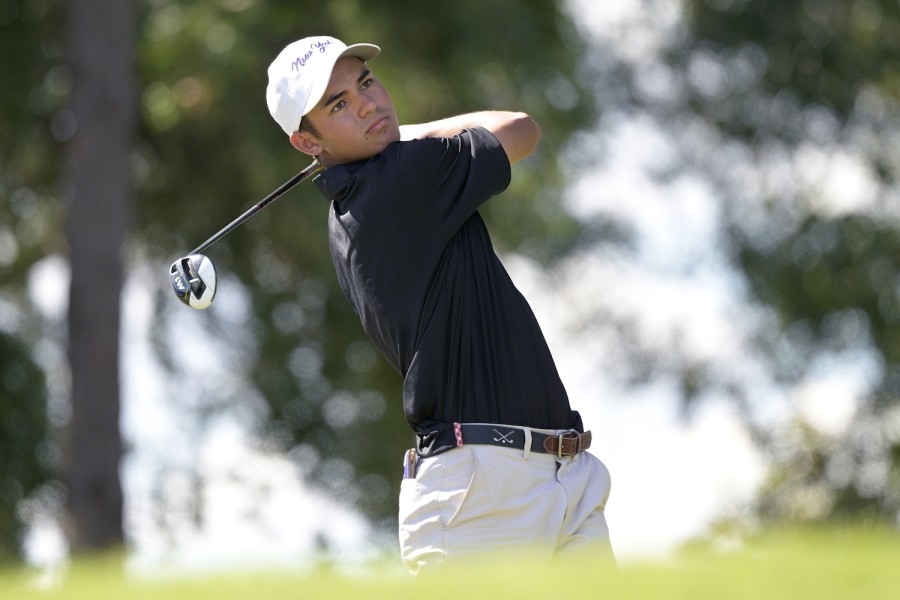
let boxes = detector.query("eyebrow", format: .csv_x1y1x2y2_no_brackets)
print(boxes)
322,68,371,109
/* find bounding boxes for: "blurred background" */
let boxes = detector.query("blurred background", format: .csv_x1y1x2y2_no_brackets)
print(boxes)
2,0,900,573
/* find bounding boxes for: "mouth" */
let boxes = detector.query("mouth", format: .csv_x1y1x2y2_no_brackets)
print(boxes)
366,115,389,134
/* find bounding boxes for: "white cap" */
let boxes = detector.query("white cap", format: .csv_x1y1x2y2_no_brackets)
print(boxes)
266,36,380,136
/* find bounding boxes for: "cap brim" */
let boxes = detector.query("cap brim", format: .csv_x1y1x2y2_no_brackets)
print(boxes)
340,43,380,62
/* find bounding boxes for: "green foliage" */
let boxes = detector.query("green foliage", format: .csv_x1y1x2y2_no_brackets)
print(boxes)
0,0,65,564
682,0,900,124
632,0,900,523
0,332,53,564
754,419,900,523
0,0,66,288
738,214,900,369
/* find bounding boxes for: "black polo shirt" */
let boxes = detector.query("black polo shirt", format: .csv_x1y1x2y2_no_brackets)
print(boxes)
314,126,583,456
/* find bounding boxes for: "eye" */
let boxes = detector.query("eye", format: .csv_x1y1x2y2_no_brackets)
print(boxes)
332,99,347,113
360,77,374,89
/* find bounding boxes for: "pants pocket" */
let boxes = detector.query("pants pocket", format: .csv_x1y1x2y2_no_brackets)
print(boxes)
433,448,478,527
398,447,479,572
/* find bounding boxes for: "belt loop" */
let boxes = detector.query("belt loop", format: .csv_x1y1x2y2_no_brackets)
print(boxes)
453,422,464,447
523,427,532,461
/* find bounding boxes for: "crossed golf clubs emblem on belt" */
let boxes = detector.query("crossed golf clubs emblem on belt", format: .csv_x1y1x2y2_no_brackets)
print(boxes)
492,428,516,444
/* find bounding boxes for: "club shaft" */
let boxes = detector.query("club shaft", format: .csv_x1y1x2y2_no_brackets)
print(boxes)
189,160,322,255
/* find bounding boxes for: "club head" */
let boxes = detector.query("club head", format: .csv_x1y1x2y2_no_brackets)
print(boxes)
169,254,217,309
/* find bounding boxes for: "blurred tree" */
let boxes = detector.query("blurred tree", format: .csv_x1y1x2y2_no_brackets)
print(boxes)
607,0,900,525
62,0,135,551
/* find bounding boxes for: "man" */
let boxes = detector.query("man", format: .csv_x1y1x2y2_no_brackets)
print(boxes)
266,35,612,573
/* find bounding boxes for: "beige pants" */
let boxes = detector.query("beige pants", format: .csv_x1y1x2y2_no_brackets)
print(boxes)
398,433,613,574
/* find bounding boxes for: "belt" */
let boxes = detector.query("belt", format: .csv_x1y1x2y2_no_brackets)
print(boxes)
454,423,591,458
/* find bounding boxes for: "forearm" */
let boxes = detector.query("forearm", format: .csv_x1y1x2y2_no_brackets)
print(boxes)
400,111,514,139
400,111,541,164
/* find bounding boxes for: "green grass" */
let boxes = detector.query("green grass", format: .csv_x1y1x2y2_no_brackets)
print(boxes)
2,526,899,599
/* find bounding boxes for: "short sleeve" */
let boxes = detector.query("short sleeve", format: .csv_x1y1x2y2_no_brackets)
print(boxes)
390,126,511,239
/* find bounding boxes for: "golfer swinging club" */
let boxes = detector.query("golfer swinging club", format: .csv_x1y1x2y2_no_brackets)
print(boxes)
266,36,613,573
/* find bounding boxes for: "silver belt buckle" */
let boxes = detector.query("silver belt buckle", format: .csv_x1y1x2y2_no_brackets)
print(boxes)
557,430,580,458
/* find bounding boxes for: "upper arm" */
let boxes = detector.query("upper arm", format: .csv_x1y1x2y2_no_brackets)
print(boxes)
392,130,510,227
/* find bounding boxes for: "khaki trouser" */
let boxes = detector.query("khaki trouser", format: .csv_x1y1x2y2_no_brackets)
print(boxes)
398,428,613,575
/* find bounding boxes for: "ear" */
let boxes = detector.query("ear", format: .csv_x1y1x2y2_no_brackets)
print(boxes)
290,131,321,157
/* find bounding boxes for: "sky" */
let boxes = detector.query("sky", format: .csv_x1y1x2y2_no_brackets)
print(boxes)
20,0,876,575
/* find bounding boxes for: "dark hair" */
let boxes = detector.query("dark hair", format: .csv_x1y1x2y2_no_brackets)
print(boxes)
297,116,321,138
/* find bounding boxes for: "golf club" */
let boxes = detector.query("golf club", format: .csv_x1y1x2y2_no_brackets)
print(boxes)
169,159,322,309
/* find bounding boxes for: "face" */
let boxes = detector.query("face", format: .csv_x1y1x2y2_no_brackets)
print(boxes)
291,57,400,166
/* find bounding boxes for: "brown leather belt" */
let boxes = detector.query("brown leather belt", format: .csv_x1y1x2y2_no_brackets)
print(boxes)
455,423,592,458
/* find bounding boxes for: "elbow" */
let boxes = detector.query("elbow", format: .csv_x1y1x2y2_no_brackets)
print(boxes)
503,112,541,163
519,112,541,155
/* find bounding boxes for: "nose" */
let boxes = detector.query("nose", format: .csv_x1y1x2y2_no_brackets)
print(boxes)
358,91,377,117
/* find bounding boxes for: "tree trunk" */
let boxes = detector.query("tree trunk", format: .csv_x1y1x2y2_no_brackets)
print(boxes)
62,0,134,552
